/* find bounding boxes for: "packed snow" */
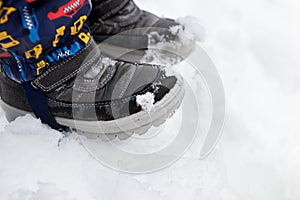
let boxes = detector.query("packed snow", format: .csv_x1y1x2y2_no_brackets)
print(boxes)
136,92,155,111
1,0,300,199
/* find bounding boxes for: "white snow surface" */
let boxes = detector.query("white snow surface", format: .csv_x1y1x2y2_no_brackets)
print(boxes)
136,92,155,111
1,0,300,199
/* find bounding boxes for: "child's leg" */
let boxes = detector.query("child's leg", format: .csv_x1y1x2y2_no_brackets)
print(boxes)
0,0,92,82
0,0,185,135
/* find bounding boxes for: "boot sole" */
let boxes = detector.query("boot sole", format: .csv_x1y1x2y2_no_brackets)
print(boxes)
0,70,185,140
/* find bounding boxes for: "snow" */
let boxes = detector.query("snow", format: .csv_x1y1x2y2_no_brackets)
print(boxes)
176,17,206,42
144,19,203,66
84,57,117,79
10,182,75,200
1,0,300,199
136,92,155,111
101,57,117,68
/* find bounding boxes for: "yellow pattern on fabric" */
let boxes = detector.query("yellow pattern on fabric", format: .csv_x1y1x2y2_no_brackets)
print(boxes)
78,32,90,44
0,7,16,24
36,60,49,75
53,26,66,47
25,44,43,59
0,31,19,49
71,15,87,35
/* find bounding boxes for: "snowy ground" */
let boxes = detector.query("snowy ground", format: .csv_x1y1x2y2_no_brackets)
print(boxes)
1,0,300,199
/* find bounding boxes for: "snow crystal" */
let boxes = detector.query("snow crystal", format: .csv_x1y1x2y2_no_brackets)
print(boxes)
136,92,155,111
101,57,117,68
176,16,206,42
169,25,184,36
84,57,117,79
142,17,205,66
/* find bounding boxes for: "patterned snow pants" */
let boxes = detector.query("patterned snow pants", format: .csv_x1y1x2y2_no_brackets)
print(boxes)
0,0,95,82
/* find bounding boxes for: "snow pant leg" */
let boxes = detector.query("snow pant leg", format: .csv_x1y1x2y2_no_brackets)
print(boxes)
0,0,92,58
0,0,92,81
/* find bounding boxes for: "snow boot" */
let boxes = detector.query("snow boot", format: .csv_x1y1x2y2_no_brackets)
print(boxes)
0,38,185,139
87,0,195,63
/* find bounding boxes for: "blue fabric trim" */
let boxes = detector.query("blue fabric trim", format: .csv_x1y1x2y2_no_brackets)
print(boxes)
22,81,64,131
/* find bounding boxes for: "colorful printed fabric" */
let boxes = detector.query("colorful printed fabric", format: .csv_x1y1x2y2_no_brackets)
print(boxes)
0,0,92,82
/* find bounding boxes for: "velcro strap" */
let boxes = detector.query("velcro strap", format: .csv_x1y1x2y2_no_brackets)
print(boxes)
92,0,131,20
32,39,100,92
22,81,65,131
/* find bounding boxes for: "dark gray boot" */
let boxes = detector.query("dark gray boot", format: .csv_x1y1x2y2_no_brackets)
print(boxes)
0,38,185,139
87,0,194,63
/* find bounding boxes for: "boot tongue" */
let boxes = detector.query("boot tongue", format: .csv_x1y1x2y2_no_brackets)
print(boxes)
83,57,116,79
32,39,115,93
72,57,117,92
